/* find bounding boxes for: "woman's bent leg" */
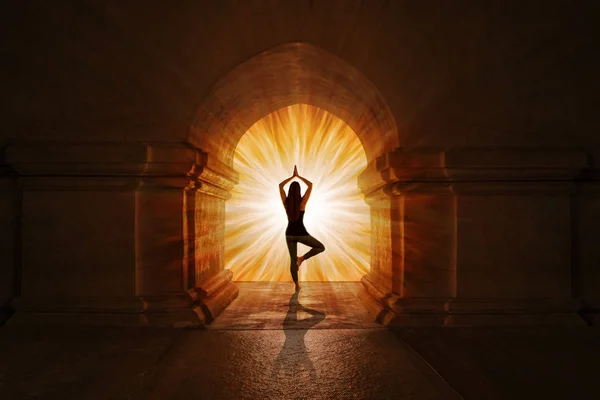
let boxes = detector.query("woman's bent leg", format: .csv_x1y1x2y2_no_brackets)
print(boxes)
285,236,299,282
298,235,325,260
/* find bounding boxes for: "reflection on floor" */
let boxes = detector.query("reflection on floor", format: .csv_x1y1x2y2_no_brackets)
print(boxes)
208,281,383,330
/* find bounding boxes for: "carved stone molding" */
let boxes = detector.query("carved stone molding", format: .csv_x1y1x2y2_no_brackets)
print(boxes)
5,142,149,176
361,147,590,196
5,142,240,193
358,159,392,198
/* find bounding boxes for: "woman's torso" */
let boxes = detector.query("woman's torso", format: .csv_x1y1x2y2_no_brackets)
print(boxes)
285,210,309,236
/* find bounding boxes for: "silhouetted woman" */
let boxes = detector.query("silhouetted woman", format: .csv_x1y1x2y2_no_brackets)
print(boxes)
279,166,326,291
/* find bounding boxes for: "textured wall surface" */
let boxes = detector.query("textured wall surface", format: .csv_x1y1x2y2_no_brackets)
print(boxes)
4,1,598,151
21,189,136,298
195,194,226,284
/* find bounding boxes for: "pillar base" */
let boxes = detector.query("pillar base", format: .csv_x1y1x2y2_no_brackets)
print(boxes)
359,275,587,327
357,285,389,324
8,270,239,328
190,269,239,324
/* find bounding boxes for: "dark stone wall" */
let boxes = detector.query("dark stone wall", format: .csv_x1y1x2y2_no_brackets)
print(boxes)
3,0,598,151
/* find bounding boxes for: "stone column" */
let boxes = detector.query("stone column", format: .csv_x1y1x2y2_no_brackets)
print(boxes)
385,182,457,325
356,157,395,322
187,151,239,323
5,142,238,327
359,147,588,326
363,149,457,325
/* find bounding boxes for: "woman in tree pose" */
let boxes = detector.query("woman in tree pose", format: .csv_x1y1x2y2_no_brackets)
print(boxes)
279,166,326,291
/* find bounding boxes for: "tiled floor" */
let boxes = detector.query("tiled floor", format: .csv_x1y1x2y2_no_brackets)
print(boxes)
208,281,383,330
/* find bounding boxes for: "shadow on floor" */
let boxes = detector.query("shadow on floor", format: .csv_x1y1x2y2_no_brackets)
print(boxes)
271,290,326,381
208,282,382,330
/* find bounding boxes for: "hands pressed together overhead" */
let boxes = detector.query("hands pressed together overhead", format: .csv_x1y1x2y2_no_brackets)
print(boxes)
279,165,312,188
278,165,313,208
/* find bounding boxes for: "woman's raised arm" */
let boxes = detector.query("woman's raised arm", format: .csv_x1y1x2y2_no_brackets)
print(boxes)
297,175,313,205
278,174,295,205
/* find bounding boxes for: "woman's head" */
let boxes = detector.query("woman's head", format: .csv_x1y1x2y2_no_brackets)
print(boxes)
285,181,302,221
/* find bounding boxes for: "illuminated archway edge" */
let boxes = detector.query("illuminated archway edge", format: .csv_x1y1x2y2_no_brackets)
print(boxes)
188,42,399,168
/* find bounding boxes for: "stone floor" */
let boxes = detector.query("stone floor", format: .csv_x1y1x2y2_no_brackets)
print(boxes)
0,282,599,399
394,326,600,400
208,281,383,330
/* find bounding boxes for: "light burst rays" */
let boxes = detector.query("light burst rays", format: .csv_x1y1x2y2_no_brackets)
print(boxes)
225,104,370,281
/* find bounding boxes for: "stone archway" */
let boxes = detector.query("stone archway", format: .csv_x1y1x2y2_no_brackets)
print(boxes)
184,42,400,323
188,42,398,168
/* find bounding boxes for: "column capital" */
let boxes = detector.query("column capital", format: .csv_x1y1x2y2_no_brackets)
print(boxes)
188,151,239,196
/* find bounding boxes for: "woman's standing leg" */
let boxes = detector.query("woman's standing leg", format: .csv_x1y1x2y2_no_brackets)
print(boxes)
285,236,299,282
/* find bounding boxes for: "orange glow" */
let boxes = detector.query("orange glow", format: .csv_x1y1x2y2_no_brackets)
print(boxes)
225,104,370,281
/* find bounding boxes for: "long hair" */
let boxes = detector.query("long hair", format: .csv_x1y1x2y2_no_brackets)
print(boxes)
285,181,302,221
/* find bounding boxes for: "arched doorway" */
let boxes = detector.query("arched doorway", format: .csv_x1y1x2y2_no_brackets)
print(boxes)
189,42,398,167
187,42,399,323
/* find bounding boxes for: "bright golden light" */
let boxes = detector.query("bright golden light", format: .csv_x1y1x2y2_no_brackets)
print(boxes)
225,104,370,281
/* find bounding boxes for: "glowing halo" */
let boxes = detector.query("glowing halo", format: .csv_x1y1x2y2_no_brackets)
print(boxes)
225,104,370,281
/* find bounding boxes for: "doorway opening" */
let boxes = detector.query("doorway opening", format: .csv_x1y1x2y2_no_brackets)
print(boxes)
224,104,370,282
